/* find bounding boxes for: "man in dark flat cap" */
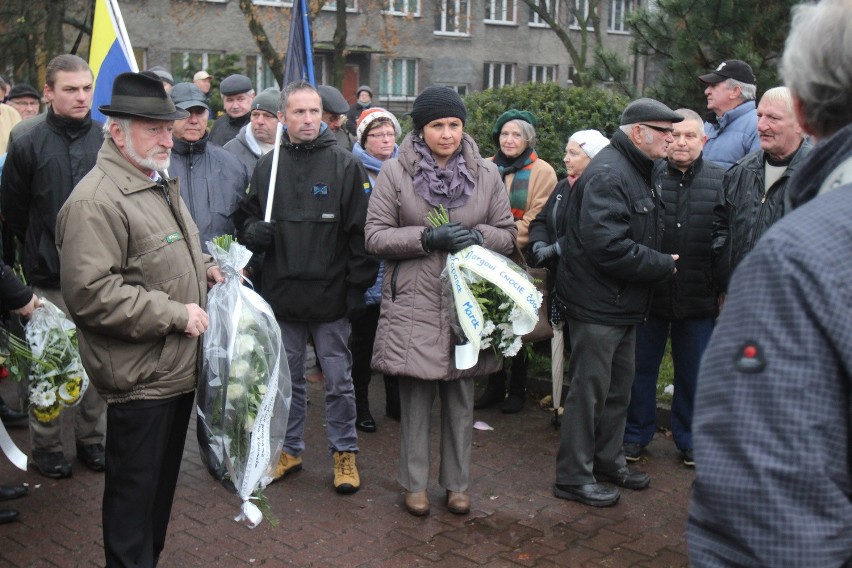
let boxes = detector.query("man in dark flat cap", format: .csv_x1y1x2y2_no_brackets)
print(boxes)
553,98,682,508
209,73,255,146
56,71,222,566
318,84,354,151
4,83,41,120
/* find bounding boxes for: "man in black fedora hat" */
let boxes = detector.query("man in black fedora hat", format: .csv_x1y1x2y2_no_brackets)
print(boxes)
553,98,682,508
56,71,223,567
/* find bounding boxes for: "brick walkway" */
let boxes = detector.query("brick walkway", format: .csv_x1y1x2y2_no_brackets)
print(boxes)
0,376,693,567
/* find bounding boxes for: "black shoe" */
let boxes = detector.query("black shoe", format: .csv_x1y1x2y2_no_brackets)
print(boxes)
681,449,695,467
356,409,377,433
553,483,620,507
0,400,27,426
597,467,650,490
32,451,72,479
500,392,525,414
0,485,27,502
0,509,18,524
623,442,643,462
76,443,106,472
474,376,505,410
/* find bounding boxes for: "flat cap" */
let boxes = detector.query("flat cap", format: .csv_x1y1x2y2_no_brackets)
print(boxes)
5,83,40,101
252,87,280,116
317,85,350,114
170,82,210,110
147,66,174,86
620,98,684,125
220,74,253,96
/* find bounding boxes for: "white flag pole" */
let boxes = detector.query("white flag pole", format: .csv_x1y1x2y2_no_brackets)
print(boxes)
264,122,283,222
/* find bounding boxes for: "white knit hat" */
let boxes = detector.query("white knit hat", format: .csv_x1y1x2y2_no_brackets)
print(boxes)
356,108,402,143
569,129,610,158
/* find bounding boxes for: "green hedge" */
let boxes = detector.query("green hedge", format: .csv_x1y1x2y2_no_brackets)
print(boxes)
461,83,629,177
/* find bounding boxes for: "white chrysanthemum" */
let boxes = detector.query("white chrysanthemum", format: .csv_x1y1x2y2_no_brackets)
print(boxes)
481,321,496,337
227,382,246,401
31,388,57,407
504,337,523,358
231,359,250,378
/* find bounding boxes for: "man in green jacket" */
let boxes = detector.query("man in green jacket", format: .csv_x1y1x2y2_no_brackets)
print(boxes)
56,72,222,567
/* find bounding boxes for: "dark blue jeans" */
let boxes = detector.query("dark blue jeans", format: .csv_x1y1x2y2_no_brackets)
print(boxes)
625,316,714,451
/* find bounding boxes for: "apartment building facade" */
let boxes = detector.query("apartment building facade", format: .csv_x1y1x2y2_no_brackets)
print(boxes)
122,0,642,114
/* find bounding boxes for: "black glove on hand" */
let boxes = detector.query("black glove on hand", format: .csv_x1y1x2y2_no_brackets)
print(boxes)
345,287,367,321
455,229,484,251
421,222,469,252
531,241,560,266
241,221,276,252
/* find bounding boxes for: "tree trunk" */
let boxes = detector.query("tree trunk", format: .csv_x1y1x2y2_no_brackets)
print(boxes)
238,0,284,80
331,0,347,88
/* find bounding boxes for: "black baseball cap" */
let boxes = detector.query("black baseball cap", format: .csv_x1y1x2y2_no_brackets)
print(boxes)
699,60,755,85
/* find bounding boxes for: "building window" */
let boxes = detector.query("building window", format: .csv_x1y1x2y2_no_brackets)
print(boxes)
484,62,515,89
441,84,468,96
485,0,517,24
567,65,577,85
171,51,222,81
528,0,558,27
609,0,631,32
379,58,418,100
529,65,557,83
251,0,292,6
569,0,592,30
246,55,280,91
386,0,419,15
320,0,358,11
435,0,471,36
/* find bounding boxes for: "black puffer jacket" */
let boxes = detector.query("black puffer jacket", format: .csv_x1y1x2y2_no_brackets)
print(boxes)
208,112,250,147
239,127,378,322
650,156,725,320
557,129,675,325
168,134,249,245
712,139,813,291
0,109,103,287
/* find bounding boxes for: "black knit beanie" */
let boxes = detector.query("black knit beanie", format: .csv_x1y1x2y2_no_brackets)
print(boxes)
410,86,467,130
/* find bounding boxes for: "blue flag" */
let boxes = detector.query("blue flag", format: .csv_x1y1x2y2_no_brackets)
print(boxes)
283,0,315,86
89,0,138,124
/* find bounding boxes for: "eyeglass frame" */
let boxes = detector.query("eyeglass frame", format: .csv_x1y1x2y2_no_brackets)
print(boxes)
639,123,675,134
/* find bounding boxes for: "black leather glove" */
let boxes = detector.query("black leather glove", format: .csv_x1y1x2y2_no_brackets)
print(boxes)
345,287,367,321
421,222,470,253
531,241,560,267
455,229,484,250
241,221,276,252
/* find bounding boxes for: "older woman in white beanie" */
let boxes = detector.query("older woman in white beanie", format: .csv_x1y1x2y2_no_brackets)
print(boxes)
528,129,610,426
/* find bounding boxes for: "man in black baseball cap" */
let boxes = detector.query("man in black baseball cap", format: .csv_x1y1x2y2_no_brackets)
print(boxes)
698,59,759,169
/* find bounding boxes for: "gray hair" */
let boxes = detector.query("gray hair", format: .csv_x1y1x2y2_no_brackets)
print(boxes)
102,116,131,140
781,0,852,139
674,108,704,125
759,87,794,116
727,78,756,102
278,80,318,114
620,123,654,145
503,118,537,149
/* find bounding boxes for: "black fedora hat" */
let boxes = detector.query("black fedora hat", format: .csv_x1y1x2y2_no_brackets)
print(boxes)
99,72,189,120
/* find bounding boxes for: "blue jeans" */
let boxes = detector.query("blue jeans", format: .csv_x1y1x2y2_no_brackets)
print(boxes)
625,316,714,451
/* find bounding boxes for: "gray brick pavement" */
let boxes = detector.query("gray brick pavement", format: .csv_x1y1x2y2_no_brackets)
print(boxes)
0,377,692,567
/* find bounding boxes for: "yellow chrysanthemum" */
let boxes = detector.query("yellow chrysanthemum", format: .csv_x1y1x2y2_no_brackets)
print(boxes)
33,405,61,423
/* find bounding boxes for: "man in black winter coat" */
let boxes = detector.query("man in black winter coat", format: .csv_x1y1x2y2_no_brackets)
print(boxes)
553,99,681,508
0,54,107,480
238,81,378,496
622,109,725,468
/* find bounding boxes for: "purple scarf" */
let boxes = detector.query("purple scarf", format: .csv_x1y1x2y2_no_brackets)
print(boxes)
412,135,475,209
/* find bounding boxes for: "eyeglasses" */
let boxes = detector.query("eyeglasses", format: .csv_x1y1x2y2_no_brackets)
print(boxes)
640,123,675,134
367,132,396,140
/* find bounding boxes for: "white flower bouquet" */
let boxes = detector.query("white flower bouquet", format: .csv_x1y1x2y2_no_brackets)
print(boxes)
428,206,543,370
1,299,88,423
197,236,291,528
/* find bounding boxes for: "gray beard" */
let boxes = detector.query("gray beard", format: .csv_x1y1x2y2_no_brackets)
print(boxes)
125,138,171,172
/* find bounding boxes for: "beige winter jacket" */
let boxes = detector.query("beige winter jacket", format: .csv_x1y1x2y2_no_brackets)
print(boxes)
365,132,516,381
56,139,213,404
